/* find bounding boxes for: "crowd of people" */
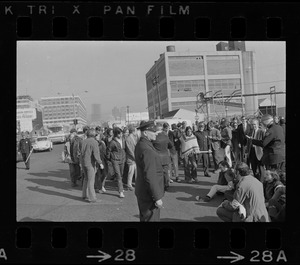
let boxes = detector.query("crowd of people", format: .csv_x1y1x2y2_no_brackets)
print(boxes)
19,113,286,222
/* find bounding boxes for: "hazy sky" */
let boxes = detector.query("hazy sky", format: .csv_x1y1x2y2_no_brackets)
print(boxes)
17,41,285,120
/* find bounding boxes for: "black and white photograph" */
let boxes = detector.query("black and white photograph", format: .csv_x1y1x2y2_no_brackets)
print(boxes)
16,41,286,222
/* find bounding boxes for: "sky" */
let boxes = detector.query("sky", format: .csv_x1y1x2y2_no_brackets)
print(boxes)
17,41,285,121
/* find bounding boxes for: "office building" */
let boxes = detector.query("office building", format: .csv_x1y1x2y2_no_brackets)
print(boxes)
91,103,102,123
145,44,258,120
39,95,87,126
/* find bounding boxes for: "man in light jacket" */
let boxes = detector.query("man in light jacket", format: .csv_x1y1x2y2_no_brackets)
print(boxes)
125,125,138,191
81,128,104,203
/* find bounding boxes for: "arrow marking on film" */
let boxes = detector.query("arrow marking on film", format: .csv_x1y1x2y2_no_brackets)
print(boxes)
217,251,245,263
86,250,111,262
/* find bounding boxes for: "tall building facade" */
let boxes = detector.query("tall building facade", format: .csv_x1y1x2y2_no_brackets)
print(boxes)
39,95,87,126
91,103,102,123
145,44,258,120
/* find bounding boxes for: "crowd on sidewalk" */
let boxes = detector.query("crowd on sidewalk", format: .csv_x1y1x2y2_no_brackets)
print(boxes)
59,113,285,222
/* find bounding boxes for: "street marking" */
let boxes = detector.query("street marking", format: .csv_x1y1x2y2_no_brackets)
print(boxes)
217,251,244,263
87,250,111,262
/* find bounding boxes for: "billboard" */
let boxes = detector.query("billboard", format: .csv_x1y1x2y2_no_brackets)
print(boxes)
17,108,36,120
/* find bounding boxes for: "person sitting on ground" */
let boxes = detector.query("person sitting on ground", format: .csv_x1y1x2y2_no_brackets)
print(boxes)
196,166,235,202
267,171,286,222
216,162,270,222
263,170,284,206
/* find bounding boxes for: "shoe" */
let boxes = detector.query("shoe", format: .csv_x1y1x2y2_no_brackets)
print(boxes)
127,186,134,191
119,192,125,198
164,186,169,191
101,187,106,193
82,197,88,200
169,179,174,183
95,189,100,193
89,199,98,203
204,173,211,177
196,196,210,202
176,178,181,183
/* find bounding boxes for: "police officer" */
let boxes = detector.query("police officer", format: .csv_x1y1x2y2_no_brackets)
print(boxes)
134,121,164,222
18,131,32,170
248,114,285,171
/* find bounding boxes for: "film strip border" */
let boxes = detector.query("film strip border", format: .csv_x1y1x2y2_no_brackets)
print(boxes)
0,2,299,39
0,224,294,263
2,1,300,264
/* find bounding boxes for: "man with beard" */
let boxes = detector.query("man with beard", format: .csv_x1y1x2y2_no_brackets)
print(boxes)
237,116,253,165
135,121,164,222
207,121,222,174
194,122,211,177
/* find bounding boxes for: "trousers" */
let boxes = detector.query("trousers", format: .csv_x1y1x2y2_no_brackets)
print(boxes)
224,145,232,167
183,154,197,180
197,152,209,174
207,184,231,198
68,163,80,185
82,166,97,201
169,152,179,179
95,164,108,190
111,160,125,193
127,162,137,188
22,152,30,169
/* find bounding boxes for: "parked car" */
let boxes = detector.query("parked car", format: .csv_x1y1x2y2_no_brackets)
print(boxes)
32,136,53,152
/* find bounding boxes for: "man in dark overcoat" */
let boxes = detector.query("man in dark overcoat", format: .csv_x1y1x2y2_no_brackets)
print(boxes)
152,123,173,191
250,114,285,170
134,121,164,222
18,131,32,170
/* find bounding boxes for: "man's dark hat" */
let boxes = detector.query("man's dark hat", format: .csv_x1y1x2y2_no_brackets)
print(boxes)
70,128,77,133
137,120,158,132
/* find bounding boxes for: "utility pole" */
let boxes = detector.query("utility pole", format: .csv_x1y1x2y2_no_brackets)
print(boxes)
126,106,130,124
152,75,161,119
72,93,77,129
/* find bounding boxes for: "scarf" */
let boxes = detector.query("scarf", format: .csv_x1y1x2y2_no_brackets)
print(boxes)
180,133,200,158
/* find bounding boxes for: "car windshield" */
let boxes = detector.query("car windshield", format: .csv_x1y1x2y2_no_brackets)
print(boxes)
37,137,48,141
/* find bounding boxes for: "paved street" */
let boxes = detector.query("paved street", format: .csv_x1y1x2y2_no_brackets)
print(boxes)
17,144,223,222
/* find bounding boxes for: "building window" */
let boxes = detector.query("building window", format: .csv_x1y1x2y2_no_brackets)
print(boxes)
206,55,240,75
169,56,205,76
170,80,205,98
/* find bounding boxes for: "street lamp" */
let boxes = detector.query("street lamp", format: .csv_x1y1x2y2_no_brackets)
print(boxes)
72,90,88,128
